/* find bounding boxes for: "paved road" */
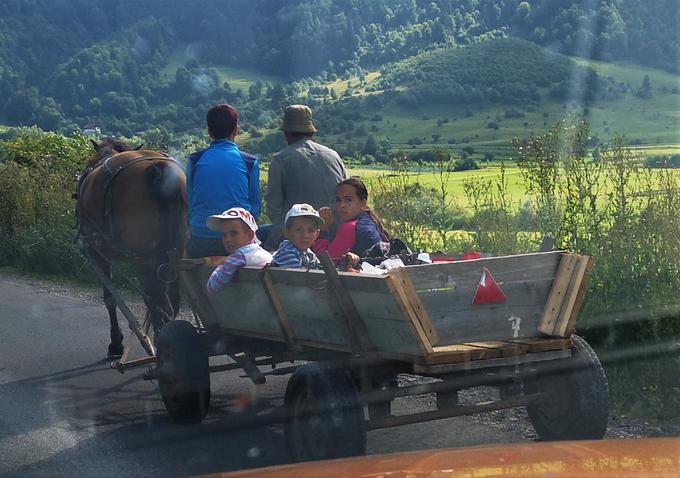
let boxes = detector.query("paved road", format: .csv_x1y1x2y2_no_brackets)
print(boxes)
0,277,525,478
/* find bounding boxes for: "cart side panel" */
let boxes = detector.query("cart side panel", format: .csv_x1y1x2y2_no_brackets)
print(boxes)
183,267,284,340
340,272,432,358
405,251,563,345
180,268,221,328
266,269,429,357
267,268,352,349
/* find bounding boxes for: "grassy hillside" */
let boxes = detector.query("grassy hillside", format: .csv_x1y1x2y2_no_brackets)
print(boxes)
377,38,585,105
312,39,680,161
161,48,282,91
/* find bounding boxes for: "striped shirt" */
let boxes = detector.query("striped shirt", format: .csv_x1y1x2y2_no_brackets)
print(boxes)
206,243,272,294
272,240,320,269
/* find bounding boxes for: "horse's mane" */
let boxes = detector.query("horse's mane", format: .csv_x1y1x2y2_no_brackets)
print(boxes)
87,137,135,169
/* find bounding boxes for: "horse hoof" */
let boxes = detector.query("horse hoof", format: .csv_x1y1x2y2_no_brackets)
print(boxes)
108,344,124,359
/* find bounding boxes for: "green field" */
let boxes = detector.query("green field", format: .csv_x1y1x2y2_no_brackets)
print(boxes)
349,165,529,208
323,71,382,96
162,48,281,92
319,87,680,161
314,56,680,161
342,164,680,212
212,66,281,92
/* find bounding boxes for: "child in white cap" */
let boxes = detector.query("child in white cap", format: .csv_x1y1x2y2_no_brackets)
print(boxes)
272,204,324,269
205,207,272,294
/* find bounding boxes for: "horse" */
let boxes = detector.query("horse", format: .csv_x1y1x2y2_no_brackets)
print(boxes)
75,138,187,358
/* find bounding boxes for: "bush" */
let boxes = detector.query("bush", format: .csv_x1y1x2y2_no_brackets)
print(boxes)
453,156,480,171
644,154,680,168
0,128,92,275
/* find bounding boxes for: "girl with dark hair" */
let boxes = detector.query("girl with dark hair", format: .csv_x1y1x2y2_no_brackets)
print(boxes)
314,177,391,266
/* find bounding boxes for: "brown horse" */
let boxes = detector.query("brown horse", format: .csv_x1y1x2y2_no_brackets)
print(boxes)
76,138,187,358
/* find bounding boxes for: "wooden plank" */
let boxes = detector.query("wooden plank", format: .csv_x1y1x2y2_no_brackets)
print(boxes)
391,267,440,345
414,349,572,375
209,325,286,343
506,337,573,353
384,272,434,356
318,252,374,354
538,253,578,336
415,295,552,345
407,251,562,291
261,269,297,349
178,258,207,270
425,344,501,365
350,294,427,357
463,341,529,357
275,283,352,347
549,255,586,336
184,266,284,337
263,266,395,294
556,256,593,337
406,252,562,346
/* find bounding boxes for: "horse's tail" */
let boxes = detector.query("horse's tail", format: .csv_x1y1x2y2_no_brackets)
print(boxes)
146,161,187,258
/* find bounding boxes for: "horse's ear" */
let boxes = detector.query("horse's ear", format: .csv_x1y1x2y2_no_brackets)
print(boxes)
90,139,99,151
134,143,144,151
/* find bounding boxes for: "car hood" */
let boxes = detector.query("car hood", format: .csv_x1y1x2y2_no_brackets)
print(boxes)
201,438,680,478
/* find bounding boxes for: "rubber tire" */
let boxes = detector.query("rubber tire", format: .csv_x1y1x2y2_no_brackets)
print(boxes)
284,363,366,462
156,320,210,424
527,334,609,440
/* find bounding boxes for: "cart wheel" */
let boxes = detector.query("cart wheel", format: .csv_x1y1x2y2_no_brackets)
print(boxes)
156,320,210,424
526,334,609,440
284,363,366,462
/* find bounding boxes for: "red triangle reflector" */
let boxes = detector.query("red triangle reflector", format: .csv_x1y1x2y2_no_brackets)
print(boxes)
472,268,507,305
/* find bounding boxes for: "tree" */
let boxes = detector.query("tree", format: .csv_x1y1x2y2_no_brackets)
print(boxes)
5,87,40,125
362,135,379,155
36,97,64,131
635,74,653,99
248,81,262,101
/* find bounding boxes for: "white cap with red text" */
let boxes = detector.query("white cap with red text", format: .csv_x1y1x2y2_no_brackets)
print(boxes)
207,207,258,232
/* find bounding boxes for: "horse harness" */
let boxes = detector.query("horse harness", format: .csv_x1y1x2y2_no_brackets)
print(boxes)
75,152,183,261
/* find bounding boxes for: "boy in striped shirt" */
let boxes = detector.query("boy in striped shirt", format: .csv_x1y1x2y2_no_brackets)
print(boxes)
272,204,323,269
206,208,272,294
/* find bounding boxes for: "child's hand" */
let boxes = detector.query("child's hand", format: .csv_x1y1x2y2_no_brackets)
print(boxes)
344,252,361,267
319,207,333,230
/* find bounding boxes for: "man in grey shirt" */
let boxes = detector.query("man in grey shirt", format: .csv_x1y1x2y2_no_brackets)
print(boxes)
263,104,347,250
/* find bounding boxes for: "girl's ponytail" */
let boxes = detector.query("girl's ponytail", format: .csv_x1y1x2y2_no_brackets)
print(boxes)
366,208,391,241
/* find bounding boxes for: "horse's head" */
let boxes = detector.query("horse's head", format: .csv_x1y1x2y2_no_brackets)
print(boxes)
87,137,135,169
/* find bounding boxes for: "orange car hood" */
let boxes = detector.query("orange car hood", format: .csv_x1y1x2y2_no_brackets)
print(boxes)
204,438,680,478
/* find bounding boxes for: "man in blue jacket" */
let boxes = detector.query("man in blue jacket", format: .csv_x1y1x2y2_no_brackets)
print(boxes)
185,104,262,258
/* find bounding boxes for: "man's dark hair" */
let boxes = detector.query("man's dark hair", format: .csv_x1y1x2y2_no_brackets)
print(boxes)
207,104,238,139
286,132,315,141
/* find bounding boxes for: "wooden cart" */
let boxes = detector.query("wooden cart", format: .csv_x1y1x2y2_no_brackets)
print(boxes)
154,250,608,462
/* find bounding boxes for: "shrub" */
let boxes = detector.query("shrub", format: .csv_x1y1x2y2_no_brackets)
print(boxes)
453,156,480,171
644,154,680,168
0,128,92,275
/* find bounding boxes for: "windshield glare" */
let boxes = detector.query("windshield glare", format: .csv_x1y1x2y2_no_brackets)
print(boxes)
0,1,679,477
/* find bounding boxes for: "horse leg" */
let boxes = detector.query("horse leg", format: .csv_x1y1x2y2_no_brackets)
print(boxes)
138,262,173,337
99,258,124,358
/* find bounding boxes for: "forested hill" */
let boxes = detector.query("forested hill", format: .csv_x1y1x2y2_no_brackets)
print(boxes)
0,0,678,134
377,38,611,106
